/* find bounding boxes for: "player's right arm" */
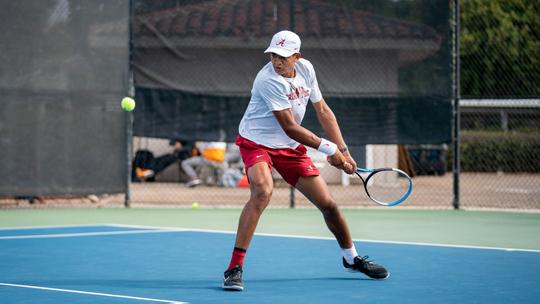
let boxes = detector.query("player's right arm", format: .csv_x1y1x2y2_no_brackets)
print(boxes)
273,109,351,172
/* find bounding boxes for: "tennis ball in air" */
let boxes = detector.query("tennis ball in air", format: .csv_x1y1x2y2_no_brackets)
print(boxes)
121,97,136,112
191,202,199,209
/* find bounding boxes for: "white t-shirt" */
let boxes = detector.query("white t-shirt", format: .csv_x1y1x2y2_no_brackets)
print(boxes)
238,58,323,149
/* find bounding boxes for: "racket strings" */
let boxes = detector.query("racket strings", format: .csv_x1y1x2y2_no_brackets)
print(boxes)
365,170,411,204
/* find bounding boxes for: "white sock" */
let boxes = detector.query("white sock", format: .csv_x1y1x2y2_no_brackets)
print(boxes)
342,246,358,264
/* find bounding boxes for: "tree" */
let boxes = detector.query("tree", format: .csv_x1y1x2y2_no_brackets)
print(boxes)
460,0,540,98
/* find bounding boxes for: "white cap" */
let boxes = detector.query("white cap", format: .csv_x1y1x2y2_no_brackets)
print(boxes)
264,30,301,57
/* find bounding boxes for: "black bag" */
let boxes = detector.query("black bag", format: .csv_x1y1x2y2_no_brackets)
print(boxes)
131,150,155,181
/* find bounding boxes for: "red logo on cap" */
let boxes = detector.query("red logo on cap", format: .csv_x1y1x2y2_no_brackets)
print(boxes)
276,38,286,47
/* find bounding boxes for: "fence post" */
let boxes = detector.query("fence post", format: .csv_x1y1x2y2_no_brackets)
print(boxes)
125,111,133,208
289,186,295,209
125,0,134,208
289,0,296,209
452,0,461,210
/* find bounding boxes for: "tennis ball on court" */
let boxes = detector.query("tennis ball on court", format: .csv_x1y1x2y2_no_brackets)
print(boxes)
191,202,199,209
121,97,136,112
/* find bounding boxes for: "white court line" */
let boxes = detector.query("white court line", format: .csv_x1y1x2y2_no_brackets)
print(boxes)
0,229,178,240
0,224,113,231
109,223,540,254
2,223,539,253
0,283,187,304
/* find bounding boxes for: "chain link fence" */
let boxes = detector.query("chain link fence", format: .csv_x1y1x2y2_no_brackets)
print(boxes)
126,0,454,209
457,100,540,209
2,0,538,211
455,0,540,210
125,0,539,211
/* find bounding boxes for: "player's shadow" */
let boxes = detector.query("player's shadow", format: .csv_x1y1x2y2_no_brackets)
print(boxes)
23,279,221,291
250,277,372,283
25,276,373,292
206,277,374,291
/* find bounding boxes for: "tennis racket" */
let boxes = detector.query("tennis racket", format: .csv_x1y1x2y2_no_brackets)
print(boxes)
354,167,412,206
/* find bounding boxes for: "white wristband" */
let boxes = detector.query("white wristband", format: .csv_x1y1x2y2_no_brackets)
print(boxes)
318,138,337,156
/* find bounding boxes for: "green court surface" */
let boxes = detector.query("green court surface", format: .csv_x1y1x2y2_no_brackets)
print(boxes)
1,208,539,251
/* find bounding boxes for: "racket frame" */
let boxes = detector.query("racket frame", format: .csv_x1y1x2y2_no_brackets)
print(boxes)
354,167,412,206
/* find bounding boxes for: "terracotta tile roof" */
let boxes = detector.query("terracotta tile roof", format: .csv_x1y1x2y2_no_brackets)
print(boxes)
134,0,440,47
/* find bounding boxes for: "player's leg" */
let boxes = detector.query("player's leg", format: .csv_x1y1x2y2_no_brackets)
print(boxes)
295,175,353,248
235,161,274,249
150,154,178,175
295,176,389,280
181,156,203,187
223,161,273,291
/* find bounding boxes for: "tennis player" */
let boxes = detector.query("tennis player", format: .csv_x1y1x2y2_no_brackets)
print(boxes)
223,30,389,291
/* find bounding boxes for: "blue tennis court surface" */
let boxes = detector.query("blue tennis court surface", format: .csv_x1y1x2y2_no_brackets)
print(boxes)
1,225,539,304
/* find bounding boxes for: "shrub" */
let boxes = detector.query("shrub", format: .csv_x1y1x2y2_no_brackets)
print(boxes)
452,131,540,172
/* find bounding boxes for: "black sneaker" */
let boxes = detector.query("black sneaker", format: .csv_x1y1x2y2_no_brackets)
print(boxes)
343,256,390,279
223,265,243,291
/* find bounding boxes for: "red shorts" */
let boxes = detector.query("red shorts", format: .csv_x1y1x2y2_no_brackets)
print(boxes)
235,135,320,186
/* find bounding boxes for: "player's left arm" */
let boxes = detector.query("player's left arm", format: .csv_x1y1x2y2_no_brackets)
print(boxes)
312,98,357,173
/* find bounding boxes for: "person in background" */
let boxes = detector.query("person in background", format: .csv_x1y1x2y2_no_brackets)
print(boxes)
222,30,389,291
181,141,227,187
221,143,246,188
132,140,194,182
